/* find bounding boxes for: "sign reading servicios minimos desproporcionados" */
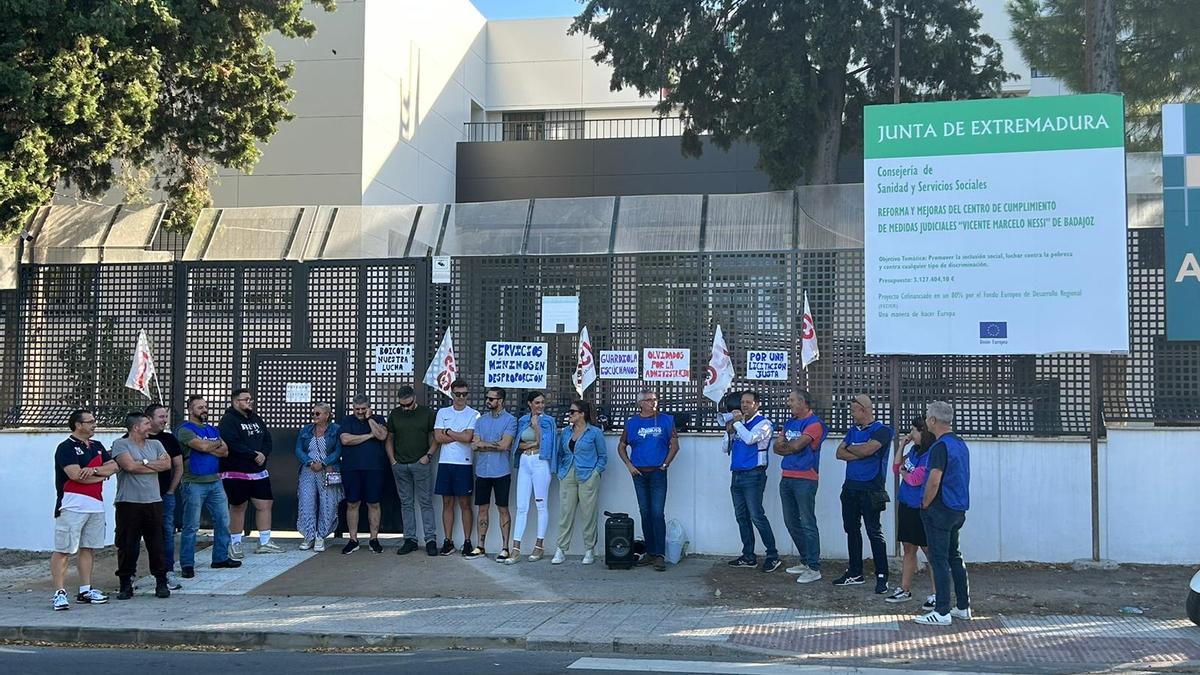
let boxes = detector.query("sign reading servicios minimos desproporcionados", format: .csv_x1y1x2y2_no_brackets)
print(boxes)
864,94,1129,356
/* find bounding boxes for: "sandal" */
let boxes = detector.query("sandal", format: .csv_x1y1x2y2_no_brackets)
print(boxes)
503,548,521,565
528,545,544,562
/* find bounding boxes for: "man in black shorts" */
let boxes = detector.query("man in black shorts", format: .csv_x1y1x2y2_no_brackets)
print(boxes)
219,388,279,557
469,387,517,561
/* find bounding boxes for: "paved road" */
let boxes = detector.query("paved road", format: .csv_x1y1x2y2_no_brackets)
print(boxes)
0,647,1016,675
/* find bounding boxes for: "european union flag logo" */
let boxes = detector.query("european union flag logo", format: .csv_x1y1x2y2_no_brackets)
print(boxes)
979,321,1008,338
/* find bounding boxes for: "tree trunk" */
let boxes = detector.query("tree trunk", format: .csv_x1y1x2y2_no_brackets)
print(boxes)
1084,0,1119,93
808,66,847,185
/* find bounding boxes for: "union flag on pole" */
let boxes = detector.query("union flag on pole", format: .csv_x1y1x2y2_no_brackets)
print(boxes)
423,328,458,399
124,329,156,400
703,325,734,403
572,326,597,398
801,291,820,369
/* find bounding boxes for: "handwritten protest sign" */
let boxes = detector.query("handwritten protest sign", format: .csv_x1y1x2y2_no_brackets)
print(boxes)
599,350,639,379
374,344,414,375
485,341,547,388
746,350,789,381
642,348,690,382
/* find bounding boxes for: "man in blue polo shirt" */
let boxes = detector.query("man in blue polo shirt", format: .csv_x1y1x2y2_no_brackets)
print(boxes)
725,390,780,573
833,394,893,593
915,400,972,626
616,389,679,572
339,394,390,554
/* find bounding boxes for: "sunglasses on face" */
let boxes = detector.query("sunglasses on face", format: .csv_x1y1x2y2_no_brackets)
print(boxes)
399,400,416,409
452,392,468,398
485,396,502,402
568,409,582,415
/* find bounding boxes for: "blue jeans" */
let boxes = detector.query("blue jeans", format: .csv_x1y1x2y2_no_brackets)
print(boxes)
779,477,820,570
161,492,177,571
180,481,231,567
632,469,668,557
730,469,777,561
841,487,888,578
921,500,970,615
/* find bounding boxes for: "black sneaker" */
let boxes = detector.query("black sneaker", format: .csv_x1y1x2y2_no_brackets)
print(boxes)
460,540,473,557
426,540,439,556
921,594,937,611
117,579,134,601
727,556,757,568
212,559,242,569
832,572,865,586
368,539,383,554
397,539,419,555
874,574,889,594
465,545,485,559
439,539,455,556
181,566,195,579
761,558,782,573
342,539,361,555
154,578,171,599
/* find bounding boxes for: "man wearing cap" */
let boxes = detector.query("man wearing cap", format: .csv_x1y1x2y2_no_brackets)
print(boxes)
833,394,893,593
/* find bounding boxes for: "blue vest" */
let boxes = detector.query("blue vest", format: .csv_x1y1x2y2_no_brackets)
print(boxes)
180,421,221,476
625,413,673,467
729,414,770,471
779,414,827,475
843,420,893,488
934,433,971,511
897,446,931,508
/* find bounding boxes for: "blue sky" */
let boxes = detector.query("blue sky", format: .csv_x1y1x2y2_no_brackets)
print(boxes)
470,0,584,19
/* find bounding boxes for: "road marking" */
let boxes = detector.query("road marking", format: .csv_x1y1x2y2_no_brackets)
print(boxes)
567,657,1009,675
0,647,36,654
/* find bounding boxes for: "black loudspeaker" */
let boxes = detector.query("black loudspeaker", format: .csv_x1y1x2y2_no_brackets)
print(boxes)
604,510,635,570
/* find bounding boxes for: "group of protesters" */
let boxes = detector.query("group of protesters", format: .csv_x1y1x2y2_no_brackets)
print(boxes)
49,381,971,626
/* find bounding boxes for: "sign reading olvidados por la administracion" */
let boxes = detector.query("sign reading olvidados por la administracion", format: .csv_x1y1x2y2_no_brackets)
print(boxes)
864,94,1129,355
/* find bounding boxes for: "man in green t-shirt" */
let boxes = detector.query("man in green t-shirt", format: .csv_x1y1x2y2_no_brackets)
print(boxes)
385,385,437,556
176,395,241,577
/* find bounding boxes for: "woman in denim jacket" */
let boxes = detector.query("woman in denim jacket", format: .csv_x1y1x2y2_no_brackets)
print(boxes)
551,399,607,565
506,391,557,564
294,403,343,552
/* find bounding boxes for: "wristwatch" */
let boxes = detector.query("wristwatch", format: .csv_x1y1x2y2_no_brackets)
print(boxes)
141,458,149,466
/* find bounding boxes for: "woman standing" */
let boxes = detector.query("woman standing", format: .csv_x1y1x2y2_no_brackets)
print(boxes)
506,391,557,564
552,400,607,565
295,403,343,552
886,417,937,606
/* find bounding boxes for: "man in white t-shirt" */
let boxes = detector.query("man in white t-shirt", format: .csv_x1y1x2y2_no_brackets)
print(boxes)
434,379,479,556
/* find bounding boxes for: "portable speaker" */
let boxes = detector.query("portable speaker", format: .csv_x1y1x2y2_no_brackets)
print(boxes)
603,510,635,570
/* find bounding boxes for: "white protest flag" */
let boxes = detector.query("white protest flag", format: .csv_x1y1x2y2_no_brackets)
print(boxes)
703,325,735,403
801,291,820,369
124,329,157,400
572,326,597,397
423,328,458,399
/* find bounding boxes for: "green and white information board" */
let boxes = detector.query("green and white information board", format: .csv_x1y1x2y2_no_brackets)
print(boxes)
864,94,1129,355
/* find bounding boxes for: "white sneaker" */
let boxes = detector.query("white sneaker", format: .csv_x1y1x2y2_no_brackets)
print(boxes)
795,568,822,584
785,565,808,574
314,538,325,552
551,547,567,564
229,541,244,560
914,611,952,626
165,572,183,590
299,540,313,550
950,607,972,620
581,549,594,565
255,541,284,554
52,589,70,611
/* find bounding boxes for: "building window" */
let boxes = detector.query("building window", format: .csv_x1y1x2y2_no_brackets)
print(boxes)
502,110,584,141
1031,67,1048,79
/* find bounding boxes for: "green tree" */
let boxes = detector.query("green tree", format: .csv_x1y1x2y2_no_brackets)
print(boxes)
570,0,1010,187
0,0,335,236
1009,0,1200,146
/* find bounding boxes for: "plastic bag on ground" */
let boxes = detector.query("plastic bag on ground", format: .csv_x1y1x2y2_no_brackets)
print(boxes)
665,518,688,564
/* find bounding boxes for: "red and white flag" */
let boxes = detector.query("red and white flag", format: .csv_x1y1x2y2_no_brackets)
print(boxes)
801,291,820,369
572,326,597,398
423,328,458,399
124,329,157,400
703,325,734,403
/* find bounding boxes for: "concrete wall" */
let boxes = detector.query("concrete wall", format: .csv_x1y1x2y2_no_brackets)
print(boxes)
6,427,1197,565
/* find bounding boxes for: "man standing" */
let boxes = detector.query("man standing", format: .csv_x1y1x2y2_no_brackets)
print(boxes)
915,400,972,626
725,390,780,573
219,388,279,556
434,379,479,556
470,387,517,560
50,409,117,610
386,385,439,556
775,388,828,583
111,412,173,600
833,394,894,593
177,395,241,577
616,389,678,572
339,394,389,554
145,404,183,589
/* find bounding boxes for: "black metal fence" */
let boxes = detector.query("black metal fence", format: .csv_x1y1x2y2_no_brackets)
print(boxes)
463,117,695,142
0,226,1195,435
